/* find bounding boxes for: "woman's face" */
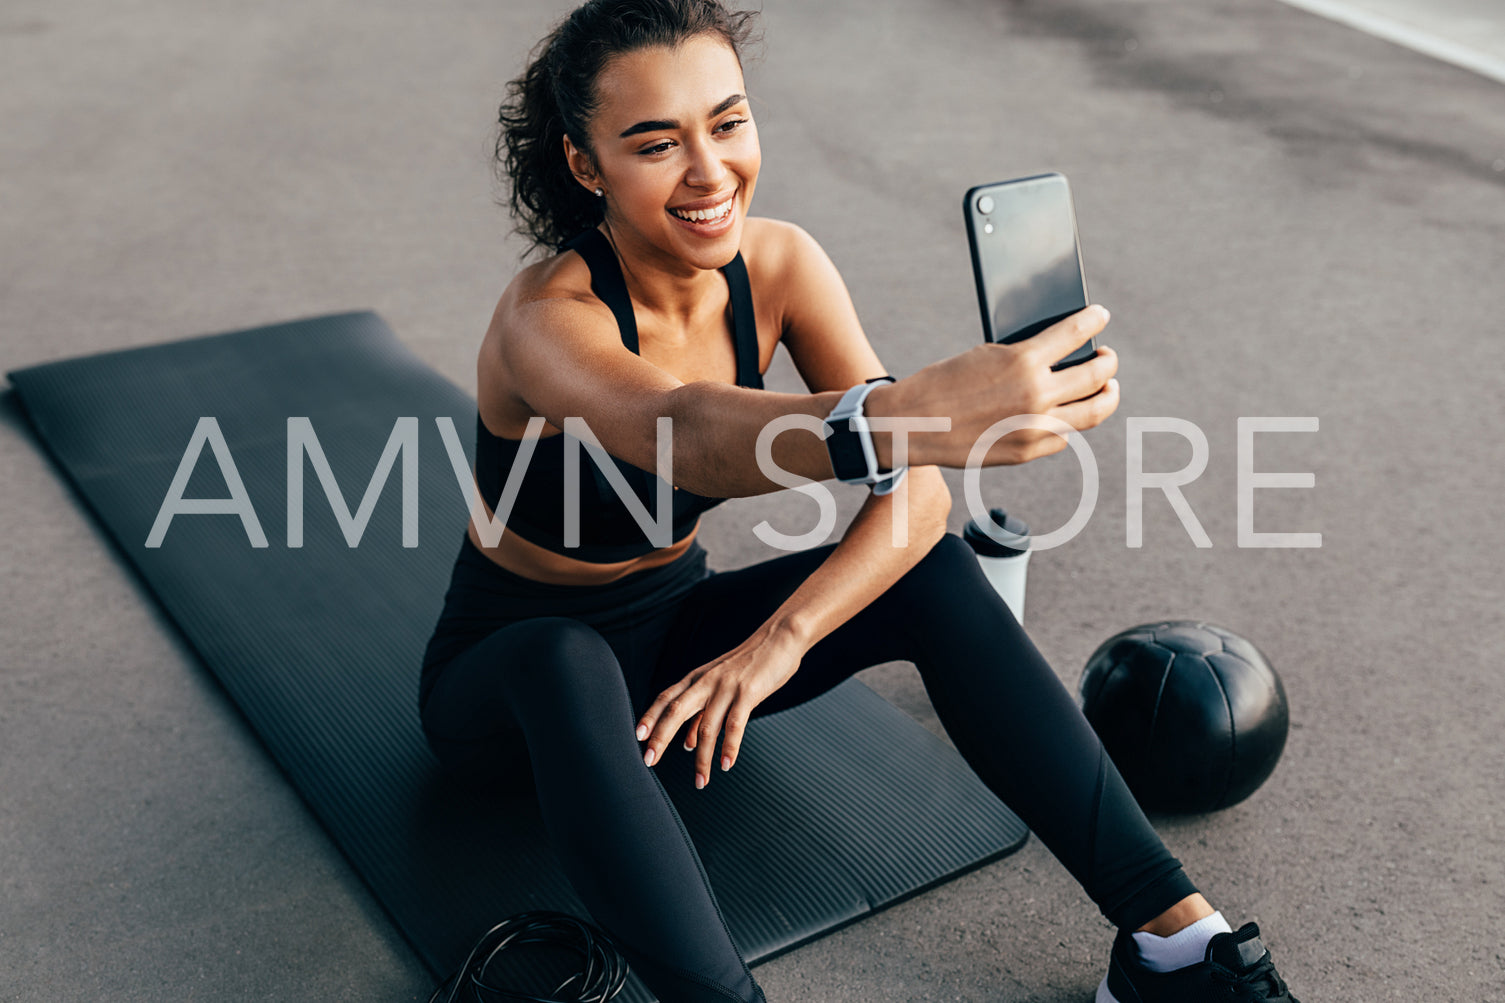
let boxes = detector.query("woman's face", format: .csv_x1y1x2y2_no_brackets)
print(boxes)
571,34,760,269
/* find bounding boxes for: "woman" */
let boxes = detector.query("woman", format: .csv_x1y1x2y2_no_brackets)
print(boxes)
419,2,1301,1001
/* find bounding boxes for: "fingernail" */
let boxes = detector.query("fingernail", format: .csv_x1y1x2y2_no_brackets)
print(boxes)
644,748,656,767
636,724,647,741
683,738,694,751
696,773,706,789
721,756,731,772
1098,305,1110,321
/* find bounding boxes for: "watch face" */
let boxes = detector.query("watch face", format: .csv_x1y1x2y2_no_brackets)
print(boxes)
826,417,871,481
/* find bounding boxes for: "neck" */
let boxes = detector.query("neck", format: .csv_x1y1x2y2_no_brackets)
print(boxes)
596,223,733,331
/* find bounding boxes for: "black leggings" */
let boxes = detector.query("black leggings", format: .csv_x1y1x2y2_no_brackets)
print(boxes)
418,531,1198,1003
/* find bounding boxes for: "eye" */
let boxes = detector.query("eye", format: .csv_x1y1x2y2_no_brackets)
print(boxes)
638,141,673,156
717,118,748,134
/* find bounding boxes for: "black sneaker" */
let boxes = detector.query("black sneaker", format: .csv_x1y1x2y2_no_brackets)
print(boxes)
1095,921,1300,1002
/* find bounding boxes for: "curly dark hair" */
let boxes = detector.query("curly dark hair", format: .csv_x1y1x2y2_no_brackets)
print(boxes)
494,0,762,257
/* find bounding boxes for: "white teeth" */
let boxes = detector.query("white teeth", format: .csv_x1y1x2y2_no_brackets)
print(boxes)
671,197,733,222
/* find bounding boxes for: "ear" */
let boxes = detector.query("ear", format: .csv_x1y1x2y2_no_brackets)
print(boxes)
562,134,600,194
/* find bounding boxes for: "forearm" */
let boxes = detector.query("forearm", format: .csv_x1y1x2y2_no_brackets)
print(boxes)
664,380,925,499
759,465,952,654
664,381,840,497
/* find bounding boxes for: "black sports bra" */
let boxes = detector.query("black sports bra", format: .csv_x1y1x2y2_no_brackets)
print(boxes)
474,226,764,563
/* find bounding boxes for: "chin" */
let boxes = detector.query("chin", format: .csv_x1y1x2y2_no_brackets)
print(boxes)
661,192,746,262
681,219,742,259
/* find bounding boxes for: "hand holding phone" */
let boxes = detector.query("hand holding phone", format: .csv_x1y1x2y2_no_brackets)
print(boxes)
964,172,1098,370
865,310,1118,470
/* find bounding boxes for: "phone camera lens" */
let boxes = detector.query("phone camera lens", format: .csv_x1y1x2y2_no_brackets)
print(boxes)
977,195,994,215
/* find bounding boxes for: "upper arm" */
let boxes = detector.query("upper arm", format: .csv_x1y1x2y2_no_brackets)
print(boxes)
491,293,686,474
769,221,892,393
766,221,951,516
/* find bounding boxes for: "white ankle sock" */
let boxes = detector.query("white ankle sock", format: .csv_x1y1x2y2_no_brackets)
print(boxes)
1130,911,1233,972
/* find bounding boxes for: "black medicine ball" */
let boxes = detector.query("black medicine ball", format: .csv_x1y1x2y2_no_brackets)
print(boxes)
1078,621,1289,813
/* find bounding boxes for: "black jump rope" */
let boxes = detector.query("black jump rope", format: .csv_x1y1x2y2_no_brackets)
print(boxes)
428,910,630,1003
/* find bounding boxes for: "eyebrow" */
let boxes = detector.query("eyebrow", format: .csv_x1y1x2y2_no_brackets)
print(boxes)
618,93,747,139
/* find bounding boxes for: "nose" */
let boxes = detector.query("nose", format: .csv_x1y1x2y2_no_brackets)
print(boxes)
682,134,729,191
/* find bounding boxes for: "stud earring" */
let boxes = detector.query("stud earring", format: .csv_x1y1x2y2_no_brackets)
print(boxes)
593,187,604,198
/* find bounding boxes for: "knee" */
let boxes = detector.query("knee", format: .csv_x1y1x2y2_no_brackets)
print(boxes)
924,530,977,568
509,616,614,667
888,531,1012,623
897,532,981,594
502,617,621,712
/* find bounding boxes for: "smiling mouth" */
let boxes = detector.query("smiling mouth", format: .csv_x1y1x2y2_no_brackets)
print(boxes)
668,195,735,223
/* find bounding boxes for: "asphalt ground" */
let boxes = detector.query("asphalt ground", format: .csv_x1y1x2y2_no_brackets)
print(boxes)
3,0,1503,999
1277,0,1505,84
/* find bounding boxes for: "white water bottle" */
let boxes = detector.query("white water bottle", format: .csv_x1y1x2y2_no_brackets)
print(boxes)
962,508,1032,625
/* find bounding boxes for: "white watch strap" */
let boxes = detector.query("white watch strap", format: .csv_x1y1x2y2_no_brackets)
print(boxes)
871,465,908,496
829,379,887,423
826,377,906,490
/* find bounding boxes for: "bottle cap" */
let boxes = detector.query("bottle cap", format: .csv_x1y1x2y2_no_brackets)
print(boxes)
962,508,1031,558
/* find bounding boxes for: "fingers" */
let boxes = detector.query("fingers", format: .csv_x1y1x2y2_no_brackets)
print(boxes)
719,712,746,776
636,676,747,789
1050,344,1117,405
1049,377,1120,433
637,681,699,769
695,688,743,789
1025,304,1109,369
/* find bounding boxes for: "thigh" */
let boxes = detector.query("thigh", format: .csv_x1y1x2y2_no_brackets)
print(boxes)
421,615,627,788
642,542,832,707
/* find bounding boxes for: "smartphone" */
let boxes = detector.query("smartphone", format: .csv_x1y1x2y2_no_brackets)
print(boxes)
964,172,1097,370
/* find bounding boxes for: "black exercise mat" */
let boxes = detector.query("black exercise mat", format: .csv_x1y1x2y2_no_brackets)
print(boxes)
7,311,1029,999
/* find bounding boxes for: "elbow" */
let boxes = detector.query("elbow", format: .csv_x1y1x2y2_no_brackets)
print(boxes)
662,381,786,499
662,382,721,498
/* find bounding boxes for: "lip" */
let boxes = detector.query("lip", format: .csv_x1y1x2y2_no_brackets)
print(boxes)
665,190,738,238
667,190,738,213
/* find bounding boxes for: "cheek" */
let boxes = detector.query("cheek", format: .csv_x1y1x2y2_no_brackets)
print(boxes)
735,132,762,176
617,164,678,206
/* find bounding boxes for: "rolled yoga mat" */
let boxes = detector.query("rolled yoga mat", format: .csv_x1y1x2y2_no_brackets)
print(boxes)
7,311,1029,1000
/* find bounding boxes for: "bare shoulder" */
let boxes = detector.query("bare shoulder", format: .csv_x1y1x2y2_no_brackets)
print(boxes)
740,215,886,392
491,246,610,337
739,216,820,287
478,247,618,435
738,216,840,338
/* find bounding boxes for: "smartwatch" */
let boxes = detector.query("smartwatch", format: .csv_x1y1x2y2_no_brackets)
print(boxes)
823,376,909,495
